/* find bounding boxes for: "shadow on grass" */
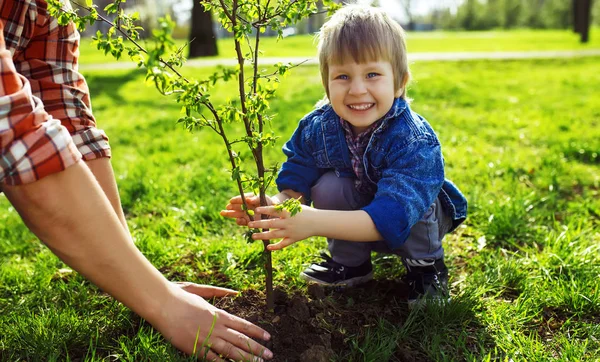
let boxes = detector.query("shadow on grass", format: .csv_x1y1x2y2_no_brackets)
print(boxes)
85,68,144,105
560,142,600,165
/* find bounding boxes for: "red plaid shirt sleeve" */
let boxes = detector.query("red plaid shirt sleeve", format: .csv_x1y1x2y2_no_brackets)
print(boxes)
0,0,110,186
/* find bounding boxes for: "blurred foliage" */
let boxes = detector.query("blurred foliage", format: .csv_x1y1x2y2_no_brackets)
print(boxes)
425,0,600,31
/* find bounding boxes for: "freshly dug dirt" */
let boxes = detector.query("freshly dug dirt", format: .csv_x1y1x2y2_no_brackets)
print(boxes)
215,279,428,362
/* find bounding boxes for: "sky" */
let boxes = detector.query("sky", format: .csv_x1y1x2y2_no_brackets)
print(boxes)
170,0,462,26
359,0,461,22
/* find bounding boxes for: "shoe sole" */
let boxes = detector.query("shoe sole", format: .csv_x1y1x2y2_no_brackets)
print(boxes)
407,296,451,310
300,271,374,287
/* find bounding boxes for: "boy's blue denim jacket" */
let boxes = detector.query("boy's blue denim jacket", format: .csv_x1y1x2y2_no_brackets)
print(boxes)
277,98,467,250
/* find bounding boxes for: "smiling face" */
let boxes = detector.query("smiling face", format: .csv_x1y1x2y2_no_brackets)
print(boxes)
328,60,398,134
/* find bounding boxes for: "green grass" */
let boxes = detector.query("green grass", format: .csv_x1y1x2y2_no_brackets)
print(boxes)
1,54,600,360
78,28,600,65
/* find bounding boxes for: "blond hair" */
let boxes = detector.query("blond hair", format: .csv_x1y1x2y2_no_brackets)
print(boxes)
317,5,410,100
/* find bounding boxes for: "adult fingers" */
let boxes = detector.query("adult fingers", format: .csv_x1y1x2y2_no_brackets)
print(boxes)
225,328,271,360
222,311,271,342
210,338,266,362
200,349,225,362
266,237,296,251
175,282,238,298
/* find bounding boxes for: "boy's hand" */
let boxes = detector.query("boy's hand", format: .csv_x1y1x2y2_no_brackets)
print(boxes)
220,193,275,226
247,205,317,251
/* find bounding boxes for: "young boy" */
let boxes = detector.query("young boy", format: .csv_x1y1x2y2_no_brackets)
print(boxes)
221,5,467,305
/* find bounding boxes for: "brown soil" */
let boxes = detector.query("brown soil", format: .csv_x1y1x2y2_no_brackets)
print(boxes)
215,280,429,362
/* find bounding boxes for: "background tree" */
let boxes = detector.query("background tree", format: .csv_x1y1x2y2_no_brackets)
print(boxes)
398,0,414,30
574,0,594,42
188,0,218,58
429,0,593,36
483,0,503,28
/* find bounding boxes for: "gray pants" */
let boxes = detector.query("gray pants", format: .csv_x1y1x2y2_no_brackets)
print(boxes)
311,171,453,267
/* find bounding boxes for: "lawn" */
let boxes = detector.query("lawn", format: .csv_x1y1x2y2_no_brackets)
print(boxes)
77,28,600,65
0,55,599,360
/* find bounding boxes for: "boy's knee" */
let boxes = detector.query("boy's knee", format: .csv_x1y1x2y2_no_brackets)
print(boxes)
311,171,357,210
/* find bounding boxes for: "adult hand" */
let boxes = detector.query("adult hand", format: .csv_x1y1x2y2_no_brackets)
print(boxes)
220,193,275,226
3,163,273,362
156,283,272,361
172,281,238,298
247,205,317,251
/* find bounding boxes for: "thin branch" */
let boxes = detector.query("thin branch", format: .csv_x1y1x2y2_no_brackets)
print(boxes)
70,2,239,198
217,0,235,22
71,1,189,83
116,0,121,28
201,114,220,134
252,23,261,95
230,0,253,140
253,0,300,27
71,0,225,134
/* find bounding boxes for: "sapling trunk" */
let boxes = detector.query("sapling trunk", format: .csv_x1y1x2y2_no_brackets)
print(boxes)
228,0,274,310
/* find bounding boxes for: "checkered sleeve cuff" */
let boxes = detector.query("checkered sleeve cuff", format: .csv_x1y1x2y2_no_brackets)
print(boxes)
1,68,82,185
70,127,111,161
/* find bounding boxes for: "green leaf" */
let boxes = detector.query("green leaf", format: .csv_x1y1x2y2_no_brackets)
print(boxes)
275,198,303,217
244,229,260,244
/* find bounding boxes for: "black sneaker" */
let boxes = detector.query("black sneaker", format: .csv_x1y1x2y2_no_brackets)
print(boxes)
402,258,450,308
300,252,373,286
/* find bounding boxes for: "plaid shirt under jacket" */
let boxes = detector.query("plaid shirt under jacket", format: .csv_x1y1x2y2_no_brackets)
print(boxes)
339,117,381,195
0,0,110,186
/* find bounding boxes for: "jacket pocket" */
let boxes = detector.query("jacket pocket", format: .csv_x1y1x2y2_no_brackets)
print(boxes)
313,150,330,168
366,147,386,180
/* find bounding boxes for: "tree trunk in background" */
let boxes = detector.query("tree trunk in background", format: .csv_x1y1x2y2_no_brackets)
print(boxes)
573,0,582,33
400,0,414,30
574,0,593,42
188,1,218,58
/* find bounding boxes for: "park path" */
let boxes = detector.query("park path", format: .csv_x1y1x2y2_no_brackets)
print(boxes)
79,49,600,71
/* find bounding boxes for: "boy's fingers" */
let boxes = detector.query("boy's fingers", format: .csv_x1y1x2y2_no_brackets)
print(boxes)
248,218,283,230
229,193,255,202
252,229,285,240
228,195,243,203
226,203,243,211
267,238,295,251
220,210,243,219
254,206,286,218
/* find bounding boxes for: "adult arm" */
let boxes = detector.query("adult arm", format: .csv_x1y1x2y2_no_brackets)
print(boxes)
3,161,272,361
86,158,129,231
1,22,271,359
